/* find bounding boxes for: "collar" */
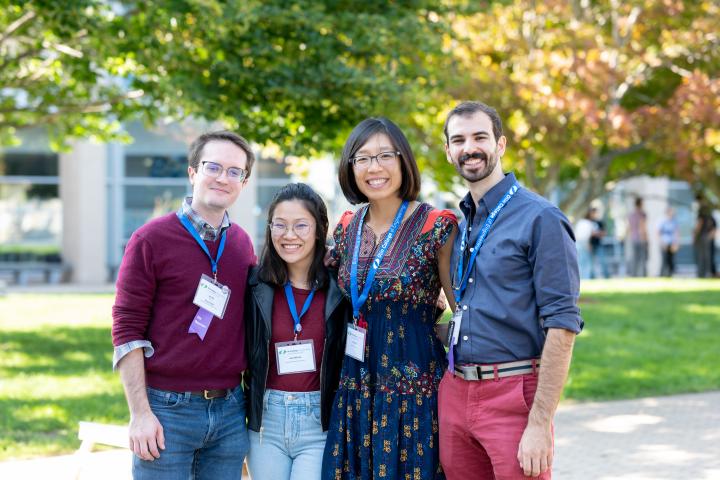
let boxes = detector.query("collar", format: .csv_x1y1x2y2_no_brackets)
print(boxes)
459,172,518,218
178,197,231,241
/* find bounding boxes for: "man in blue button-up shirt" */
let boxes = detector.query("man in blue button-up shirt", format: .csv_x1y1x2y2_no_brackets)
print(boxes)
437,101,583,480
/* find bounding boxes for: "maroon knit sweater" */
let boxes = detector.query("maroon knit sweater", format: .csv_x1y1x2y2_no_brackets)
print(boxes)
112,213,255,391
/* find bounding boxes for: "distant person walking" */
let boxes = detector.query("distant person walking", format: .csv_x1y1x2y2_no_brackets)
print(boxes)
575,210,595,280
589,207,609,279
658,207,680,277
694,204,717,278
628,197,648,277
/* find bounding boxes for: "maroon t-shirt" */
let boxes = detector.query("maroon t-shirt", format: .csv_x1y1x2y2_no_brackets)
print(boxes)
266,286,326,392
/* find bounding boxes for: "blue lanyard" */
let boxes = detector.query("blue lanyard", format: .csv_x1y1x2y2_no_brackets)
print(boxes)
177,213,227,279
284,282,316,336
453,183,519,303
350,201,409,319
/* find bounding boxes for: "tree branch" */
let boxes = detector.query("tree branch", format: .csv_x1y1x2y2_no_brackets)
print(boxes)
0,10,37,48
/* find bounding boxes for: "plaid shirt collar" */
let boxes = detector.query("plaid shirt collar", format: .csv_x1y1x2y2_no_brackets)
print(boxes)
178,197,231,241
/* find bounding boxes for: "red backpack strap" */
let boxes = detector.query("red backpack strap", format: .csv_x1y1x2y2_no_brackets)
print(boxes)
421,209,458,235
339,210,355,233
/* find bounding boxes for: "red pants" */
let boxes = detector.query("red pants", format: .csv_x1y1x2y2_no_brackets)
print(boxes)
438,370,552,480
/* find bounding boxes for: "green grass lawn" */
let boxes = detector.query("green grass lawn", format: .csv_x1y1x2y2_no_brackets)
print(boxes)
0,293,126,460
1,279,719,460
568,278,720,400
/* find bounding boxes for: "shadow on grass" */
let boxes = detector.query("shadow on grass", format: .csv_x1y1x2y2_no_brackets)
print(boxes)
0,391,128,459
0,325,113,376
568,290,720,400
0,324,128,459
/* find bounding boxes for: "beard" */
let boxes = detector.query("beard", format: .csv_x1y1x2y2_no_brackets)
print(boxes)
452,150,499,183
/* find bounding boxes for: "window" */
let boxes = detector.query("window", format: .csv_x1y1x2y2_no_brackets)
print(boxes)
0,153,61,261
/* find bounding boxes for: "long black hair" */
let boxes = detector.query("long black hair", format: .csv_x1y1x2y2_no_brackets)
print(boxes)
258,182,329,289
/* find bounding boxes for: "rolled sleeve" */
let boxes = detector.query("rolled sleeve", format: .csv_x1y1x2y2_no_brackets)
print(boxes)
112,340,155,370
111,232,157,346
530,207,584,333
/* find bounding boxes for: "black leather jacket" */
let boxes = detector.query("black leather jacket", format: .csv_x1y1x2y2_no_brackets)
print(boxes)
244,267,350,432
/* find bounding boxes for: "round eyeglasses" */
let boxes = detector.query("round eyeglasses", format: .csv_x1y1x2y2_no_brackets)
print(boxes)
200,161,248,183
269,221,314,238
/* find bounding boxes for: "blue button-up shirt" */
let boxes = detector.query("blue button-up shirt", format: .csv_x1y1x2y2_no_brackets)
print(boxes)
451,172,583,364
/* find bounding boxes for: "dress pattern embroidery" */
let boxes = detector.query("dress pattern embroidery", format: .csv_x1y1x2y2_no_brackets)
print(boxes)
321,203,456,480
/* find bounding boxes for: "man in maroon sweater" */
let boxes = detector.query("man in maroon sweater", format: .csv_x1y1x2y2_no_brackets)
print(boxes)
112,131,256,479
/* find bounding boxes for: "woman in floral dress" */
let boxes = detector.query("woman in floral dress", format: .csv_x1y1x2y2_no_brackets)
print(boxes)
322,117,457,480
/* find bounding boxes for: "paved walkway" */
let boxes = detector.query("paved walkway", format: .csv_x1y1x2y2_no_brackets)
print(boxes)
1,391,718,479
553,391,720,480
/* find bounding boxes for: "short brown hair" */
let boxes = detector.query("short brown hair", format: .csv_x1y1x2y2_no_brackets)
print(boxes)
338,117,420,205
188,130,256,177
443,101,503,144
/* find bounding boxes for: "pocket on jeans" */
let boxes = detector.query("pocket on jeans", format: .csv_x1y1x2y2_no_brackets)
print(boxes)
310,405,322,424
521,375,538,412
229,387,245,408
147,389,184,409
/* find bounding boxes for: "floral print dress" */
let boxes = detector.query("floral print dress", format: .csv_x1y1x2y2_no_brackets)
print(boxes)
322,202,456,480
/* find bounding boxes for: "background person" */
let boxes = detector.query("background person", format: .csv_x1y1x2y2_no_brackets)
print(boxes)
628,197,648,277
694,203,717,278
658,207,680,277
589,207,609,278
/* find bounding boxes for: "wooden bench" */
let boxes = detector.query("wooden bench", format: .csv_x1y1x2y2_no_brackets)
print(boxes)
77,421,128,453
74,422,129,480
75,421,250,478
0,262,69,285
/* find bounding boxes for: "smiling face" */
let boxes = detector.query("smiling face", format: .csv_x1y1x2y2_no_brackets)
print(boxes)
269,199,317,271
445,111,506,184
351,133,402,203
188,140,248,217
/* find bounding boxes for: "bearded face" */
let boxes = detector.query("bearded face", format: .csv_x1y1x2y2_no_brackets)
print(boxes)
451,149,500,183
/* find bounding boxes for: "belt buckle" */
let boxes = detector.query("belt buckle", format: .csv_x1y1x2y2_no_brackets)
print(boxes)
203,390,214,400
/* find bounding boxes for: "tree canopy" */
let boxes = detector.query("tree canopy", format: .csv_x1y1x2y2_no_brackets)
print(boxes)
1,0,718,215
430,0,720,217
1,0,458,153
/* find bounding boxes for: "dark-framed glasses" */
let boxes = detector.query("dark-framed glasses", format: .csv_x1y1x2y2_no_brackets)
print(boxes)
352,151,400,170
200,161,248,182
269,221,314,238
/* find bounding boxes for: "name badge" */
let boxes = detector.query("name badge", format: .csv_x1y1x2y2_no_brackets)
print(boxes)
345,323,367,362
276,340,316,375
449,309,463,346
193,274,231,319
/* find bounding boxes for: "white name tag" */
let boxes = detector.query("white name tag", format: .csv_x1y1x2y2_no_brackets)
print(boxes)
276,340,316,375
450,309,463,346
193,274,231,319
345,324,367,362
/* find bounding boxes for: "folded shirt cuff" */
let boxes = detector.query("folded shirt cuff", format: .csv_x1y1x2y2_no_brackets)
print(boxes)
541,313,584,334
112,340,154,370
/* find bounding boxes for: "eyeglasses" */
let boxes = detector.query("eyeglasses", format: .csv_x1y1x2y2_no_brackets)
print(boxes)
269,221,314,238
200,161,248,183
351,151,400,170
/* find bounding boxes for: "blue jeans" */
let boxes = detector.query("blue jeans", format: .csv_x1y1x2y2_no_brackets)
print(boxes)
247,389,327,480
133,386,248,480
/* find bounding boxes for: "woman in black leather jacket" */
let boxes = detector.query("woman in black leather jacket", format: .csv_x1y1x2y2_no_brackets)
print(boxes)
244,183,350,480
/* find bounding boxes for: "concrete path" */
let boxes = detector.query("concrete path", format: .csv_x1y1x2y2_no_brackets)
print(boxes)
553,391,720,479
1,391,718,479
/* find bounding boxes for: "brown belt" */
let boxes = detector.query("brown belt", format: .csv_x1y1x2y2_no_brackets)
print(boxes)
189,389,232,399
453,359,540,381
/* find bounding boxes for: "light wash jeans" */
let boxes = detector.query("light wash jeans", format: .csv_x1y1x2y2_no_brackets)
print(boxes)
133,386,248,480
247,389,327,480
